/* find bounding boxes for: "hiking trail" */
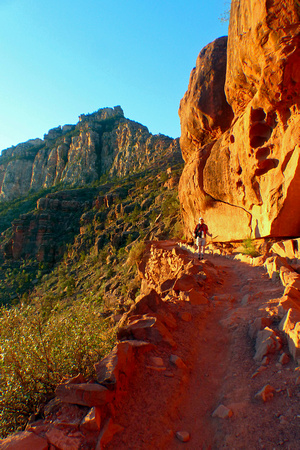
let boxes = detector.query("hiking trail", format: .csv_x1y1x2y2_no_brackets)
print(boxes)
107,248,300,450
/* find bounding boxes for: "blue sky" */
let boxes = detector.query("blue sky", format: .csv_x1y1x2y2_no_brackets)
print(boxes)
0,0,229,151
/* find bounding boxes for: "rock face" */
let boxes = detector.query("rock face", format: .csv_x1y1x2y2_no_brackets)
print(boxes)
179,37,233,162
179,0,300,241
0,106,181,202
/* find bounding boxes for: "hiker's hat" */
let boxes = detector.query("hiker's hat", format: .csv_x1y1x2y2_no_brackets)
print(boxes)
199,217,203,221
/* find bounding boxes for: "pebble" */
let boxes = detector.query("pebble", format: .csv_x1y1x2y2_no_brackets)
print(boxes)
180,312,192,322
251,366,267,378
279,353,289,365
255,384,275,402
164,371,174,378
170,355,187,369
175,431,190,442
212,404,233,419
150,356,164,367
261,356,270,366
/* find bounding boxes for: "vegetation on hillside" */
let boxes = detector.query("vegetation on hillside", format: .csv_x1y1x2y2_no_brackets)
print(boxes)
0,161,184,437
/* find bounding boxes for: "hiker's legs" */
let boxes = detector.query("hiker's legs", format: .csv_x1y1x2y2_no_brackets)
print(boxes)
200,238,206,258
196,237,201,259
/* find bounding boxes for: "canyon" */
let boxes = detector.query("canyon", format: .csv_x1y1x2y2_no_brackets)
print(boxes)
1,0,300,448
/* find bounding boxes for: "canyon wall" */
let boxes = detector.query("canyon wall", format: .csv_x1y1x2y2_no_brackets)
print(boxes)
0,106,181,202
179,0,300,241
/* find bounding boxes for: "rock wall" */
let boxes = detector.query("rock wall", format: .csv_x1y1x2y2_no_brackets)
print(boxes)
0,106,181,202
179,0,300,241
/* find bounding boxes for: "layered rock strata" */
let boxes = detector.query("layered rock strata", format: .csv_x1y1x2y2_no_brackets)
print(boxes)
0,106,181,202
179,0,300,241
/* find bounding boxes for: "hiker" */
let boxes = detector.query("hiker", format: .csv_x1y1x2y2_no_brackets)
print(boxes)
194,217,211,260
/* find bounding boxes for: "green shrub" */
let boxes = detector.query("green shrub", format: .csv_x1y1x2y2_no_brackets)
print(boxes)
241,237,260,257
0,300,115,437
127,241,146,268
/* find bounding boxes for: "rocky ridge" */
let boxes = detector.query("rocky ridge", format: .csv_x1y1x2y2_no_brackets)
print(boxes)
0,159,183,305
179,0,300,241
1,239,300,448
0,106,181,202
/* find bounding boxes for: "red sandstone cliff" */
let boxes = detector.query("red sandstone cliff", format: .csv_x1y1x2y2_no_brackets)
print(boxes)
179,0,300,241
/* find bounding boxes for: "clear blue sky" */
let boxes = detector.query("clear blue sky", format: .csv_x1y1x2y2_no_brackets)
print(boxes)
0,0,229,152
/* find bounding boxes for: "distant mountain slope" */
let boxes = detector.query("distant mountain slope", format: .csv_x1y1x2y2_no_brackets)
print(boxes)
0,106,181,202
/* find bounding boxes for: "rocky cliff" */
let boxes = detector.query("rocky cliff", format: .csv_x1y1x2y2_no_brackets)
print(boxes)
0,106,181,202
179,0,300,241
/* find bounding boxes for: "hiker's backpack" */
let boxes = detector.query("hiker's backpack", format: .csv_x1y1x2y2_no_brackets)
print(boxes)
195,223,207,238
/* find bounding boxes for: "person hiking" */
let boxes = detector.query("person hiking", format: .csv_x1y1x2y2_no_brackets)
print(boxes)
194,217,211,260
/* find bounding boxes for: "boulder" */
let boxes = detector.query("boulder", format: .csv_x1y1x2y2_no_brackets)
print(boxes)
173,273,202,292
46,428,83,450
254,327,282,362
280,267,300,289
178,37,233,162
0,431,48,450
279,308,300,359
248,317,273,339
80,407,101,432
117,316,176,347
55,382,113,407
264,256,293,280
94,340,153,389
270,239,300,261
181,288,209,306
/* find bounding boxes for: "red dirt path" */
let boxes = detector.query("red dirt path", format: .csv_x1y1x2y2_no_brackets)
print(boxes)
107,253,300,450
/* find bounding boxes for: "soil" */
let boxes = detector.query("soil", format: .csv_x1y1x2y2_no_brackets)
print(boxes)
106,250,300,450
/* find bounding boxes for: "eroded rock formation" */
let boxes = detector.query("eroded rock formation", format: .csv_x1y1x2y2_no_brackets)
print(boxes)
179,0,300,241
0,106,181,202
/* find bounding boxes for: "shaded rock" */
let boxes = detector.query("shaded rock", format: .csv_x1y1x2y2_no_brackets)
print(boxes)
212,404,233,419
280,266,300,289
96,418,124,449
170,354,187,369
264,256,293,281
46,428,82,450
150,356,164,367
0,431,48,450
181,288,208,306
80,407,101,432
179,311,192,322
249,317,273,339
173,273,202,292
117,315,176,347
254,327,282,362
251,366,267,379
175,431,191,443
279,352,290,365
95,340,153,390
279,308,300,359
55,381,112,407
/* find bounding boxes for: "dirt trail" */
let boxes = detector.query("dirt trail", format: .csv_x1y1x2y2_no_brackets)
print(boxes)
107,252,300,450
